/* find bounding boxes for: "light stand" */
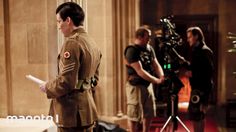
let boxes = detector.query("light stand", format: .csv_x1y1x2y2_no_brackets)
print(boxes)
160,95,190,132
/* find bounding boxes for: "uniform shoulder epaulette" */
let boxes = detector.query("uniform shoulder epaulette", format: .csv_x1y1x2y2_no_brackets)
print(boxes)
69,32,79,39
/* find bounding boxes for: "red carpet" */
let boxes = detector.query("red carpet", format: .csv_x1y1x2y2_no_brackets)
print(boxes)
149,112,218,132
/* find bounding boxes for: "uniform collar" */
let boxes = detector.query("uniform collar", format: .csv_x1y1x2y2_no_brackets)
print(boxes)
68,26,86,38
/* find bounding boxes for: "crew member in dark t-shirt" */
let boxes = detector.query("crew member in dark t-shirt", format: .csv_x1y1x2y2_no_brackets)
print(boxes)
124,27,164,132
125,43,157,86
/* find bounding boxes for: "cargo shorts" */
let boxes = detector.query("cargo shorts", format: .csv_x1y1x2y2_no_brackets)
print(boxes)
126,83,156,122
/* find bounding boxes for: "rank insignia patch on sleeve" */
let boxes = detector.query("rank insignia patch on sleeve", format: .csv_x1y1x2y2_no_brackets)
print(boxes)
64,51,71,59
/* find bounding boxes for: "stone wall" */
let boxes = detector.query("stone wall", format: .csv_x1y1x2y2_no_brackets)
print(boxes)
0,0,57,116
0,0,8,117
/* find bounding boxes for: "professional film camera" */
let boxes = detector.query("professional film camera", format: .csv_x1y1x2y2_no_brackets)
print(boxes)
154,16,190,132
155,16,187,98
159,16,182,48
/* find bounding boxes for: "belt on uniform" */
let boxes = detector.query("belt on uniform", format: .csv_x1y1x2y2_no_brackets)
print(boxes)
75,80,84,90
75,78,94,92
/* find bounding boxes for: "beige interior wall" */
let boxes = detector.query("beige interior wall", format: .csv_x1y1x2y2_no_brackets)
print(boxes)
8,0,56,115
0,0,58,117
0,0,8,117
86,0,115,116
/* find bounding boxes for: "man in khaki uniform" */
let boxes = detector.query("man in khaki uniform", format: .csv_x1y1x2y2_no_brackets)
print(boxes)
40,2,102,132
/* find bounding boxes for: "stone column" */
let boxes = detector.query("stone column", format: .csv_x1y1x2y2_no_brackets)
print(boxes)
112,0,140,117
0,0,9,117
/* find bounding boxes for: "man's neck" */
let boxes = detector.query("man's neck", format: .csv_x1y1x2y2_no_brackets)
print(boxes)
66,26,81,37
72,26,81,31
134,39,146,47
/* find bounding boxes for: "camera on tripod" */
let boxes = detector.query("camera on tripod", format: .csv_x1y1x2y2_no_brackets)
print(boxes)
160,15,182,48
156,15,187,95
156,16,191,132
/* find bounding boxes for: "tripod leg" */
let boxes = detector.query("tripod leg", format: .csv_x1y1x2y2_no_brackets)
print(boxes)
176,116,190,132
160,116,172,132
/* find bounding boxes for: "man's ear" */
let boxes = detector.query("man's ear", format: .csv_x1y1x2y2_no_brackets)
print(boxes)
65,17,71,24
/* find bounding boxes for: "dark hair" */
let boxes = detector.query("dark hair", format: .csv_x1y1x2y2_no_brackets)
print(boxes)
187,27,205,42
135,27,151,38
56,2,84,26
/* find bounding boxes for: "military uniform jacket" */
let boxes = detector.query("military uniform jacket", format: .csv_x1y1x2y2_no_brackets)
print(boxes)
45,27,102,127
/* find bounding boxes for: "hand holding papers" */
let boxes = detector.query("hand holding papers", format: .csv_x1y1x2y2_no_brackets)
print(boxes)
26,75,45,85
26,75,47,93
